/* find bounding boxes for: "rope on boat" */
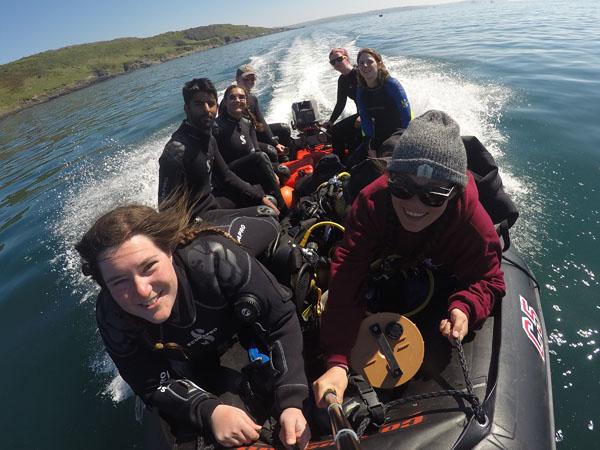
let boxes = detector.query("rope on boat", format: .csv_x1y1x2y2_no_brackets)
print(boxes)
454,337,487,424
501,254,540,290
383,338,486,424
354,338,488,437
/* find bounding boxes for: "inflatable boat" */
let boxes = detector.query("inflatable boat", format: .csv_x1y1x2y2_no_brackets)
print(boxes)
141,243,554,450
290,248,554,450
141,102,555,450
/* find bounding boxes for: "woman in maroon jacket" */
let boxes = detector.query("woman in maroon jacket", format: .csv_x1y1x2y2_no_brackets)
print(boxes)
313,110,506,406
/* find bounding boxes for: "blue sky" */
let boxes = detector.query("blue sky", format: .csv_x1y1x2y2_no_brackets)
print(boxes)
0,0,460,64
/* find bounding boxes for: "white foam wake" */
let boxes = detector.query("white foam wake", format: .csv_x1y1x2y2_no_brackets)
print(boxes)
53,130,169,403
258,38,521,195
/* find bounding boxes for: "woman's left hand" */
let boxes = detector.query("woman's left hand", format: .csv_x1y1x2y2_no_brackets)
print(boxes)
279,407,311,450
439,308,469,342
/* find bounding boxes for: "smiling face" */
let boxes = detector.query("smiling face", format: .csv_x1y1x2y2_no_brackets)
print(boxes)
98,235,178,324
329,51,352,75
185,91,218,130
237,73,256,92
390,174,454,233
225,86,247,119
357,51,379,86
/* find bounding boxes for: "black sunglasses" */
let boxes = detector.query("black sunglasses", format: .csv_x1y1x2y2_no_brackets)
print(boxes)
388,177,455,207
329,56,345,66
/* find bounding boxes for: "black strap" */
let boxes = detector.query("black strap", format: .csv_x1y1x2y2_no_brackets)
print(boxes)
352,376,385,426
496,219,511,252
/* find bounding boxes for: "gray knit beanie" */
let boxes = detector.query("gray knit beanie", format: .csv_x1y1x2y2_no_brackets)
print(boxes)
387,110,468,188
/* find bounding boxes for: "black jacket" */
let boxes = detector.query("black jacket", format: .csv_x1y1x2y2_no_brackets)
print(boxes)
96,233,308,433
329,68,359,124
158,121,263,215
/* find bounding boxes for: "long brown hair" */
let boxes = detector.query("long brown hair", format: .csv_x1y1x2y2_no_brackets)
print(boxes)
76,193,239,357
357,47,390,88
75,192,234,286
218,84,257,128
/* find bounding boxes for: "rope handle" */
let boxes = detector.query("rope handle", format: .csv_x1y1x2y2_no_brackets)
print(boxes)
454,338,487,424
380,338,488,428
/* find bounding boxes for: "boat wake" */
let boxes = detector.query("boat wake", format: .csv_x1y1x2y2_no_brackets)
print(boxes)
51,130,168,402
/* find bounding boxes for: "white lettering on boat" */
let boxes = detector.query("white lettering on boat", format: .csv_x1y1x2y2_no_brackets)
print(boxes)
520,295,545,361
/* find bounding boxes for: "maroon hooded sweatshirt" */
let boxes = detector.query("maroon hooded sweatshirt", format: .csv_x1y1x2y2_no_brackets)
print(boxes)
321,172,506,366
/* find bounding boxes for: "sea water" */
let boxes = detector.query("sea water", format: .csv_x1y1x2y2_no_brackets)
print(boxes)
0,0,599,447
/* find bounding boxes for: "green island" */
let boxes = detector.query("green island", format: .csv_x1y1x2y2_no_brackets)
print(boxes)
0,24,285,118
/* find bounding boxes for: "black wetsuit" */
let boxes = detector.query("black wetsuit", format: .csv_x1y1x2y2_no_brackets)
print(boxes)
214,113,260,164
214,113,286,209
328,68,362,159
158,120,264,215
247,94,292,148
96,233,308,442
329,68,359,124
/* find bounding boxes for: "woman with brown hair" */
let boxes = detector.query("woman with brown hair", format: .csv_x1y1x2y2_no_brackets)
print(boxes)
215,84,286,210
355,47,413,156
76,200,310,449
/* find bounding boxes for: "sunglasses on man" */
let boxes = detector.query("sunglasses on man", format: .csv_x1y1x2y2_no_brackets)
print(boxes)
329,56,345,66
388,176,455,207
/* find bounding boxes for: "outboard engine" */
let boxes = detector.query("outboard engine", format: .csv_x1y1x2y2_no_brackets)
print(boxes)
291,100,320,132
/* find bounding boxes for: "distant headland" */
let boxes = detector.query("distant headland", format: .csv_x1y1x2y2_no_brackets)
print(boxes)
0,24,287,119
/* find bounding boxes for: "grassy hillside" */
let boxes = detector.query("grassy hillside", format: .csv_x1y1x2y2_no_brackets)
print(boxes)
0,24,282,117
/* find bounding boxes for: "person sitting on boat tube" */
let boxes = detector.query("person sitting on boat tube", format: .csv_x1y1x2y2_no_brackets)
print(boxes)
321,47,362,161
75,199,311,449
214,84,287,211
158,78,278,219
235,64,292,155
313,110,505,406
353,48,413,162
